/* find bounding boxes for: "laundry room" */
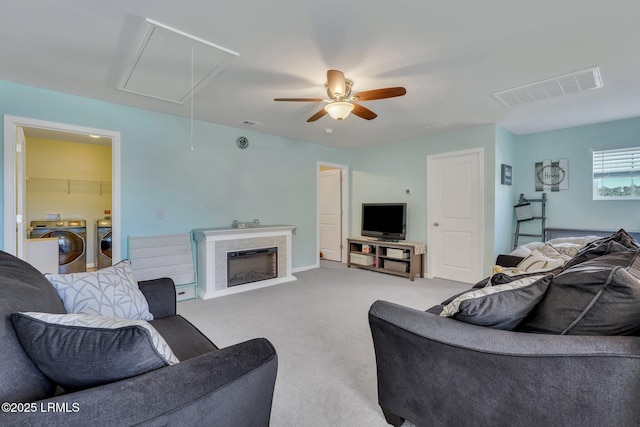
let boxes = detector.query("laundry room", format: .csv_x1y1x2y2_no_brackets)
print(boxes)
25,130,112,273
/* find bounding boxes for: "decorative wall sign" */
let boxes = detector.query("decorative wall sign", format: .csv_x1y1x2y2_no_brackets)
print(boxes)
501,164,512,185
535,159,568,191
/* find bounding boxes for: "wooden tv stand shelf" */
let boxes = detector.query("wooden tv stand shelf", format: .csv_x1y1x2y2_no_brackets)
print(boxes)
347,237,425,281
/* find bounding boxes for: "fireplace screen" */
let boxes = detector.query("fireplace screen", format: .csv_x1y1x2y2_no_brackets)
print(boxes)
227,247,278,287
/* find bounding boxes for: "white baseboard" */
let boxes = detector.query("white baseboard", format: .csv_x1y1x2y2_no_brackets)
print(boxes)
293,263,319,273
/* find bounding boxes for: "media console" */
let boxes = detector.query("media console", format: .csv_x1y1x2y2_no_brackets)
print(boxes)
346,237,425,281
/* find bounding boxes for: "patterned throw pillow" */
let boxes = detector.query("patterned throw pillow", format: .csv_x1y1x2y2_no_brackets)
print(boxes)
11,312,179,391
515,250,567,273
46,260,152,321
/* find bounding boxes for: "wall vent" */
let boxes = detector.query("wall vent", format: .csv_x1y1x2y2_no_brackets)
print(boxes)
119,19,239,104
492,67,603,108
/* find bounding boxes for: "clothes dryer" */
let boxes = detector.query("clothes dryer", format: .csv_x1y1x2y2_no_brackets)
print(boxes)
30,220,87,273
96,219,112,269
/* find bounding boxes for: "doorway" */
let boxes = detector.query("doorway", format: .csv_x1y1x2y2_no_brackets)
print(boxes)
318,162,349,264
3,115,121,266
426,148,484,283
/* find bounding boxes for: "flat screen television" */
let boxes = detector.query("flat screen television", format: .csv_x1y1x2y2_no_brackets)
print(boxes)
361,203,407,241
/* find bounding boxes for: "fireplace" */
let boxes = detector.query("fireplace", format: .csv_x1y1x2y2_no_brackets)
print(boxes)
227,247,278,287
193,225,296,299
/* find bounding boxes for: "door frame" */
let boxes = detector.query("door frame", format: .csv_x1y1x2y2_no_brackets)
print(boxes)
3,115,122,263
426,147,484,281
317,161,349,267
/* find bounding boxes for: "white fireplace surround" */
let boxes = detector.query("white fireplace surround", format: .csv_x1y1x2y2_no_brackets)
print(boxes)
193,225,296,299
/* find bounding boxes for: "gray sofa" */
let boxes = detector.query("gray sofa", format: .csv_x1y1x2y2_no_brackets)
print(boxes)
369,230,640,427
0,250,277,426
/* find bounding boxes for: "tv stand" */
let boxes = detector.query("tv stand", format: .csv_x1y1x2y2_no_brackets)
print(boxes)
347,237,425,281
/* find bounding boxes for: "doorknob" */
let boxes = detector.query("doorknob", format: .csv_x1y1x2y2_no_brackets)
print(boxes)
433,222,439,227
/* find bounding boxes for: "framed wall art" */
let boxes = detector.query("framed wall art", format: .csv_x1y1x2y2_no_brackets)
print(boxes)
535,159,568,191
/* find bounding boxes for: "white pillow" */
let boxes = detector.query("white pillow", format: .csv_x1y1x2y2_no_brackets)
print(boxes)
46,260,153,321
550,242,582,257
515,250,566,273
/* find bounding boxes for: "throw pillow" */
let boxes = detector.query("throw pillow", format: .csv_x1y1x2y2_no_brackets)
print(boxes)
11,312,179,391
490,268,562,286
549,242,582,257
517,249,640,335
563,229,640,270
515,249,567,273
439,274,552,330
46,260,153,321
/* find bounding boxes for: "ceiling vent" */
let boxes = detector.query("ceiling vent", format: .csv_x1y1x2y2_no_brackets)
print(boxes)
118,19,239,104
424,122,450,131
492,67,603,108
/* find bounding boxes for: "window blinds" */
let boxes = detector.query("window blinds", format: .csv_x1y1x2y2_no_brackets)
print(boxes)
593,146,640,199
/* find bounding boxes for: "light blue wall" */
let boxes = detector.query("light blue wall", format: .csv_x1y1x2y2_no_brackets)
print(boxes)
495,126,517,255
0,81,350,269
5,79,640,275
513,117,640,233
350,124,499,275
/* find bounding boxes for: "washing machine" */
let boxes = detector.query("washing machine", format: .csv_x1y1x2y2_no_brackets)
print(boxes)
30,220,87,274
96,219,112,270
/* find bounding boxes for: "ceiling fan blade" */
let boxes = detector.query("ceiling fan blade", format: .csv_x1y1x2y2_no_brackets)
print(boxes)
274,98,325,102
353,87,407,101
351,103,377,120
307,108,328,122
327,70,346,98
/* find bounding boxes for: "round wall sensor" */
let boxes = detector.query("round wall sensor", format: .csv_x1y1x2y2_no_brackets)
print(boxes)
236,136,249,149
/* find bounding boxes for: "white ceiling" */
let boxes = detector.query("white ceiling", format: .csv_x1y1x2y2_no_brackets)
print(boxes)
2,1,640,149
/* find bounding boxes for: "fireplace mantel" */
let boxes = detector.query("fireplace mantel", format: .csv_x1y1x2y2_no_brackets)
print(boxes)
192,225,296,299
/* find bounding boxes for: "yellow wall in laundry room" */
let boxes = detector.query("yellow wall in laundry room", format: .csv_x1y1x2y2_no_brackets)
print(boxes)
26,137,112,267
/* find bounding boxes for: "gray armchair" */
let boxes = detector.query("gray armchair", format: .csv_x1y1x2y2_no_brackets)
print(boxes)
0,250,277,426
369,300,640,427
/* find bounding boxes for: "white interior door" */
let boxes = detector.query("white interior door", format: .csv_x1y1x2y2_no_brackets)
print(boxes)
427,148,484,283
319,169,342,261
16,126,27,258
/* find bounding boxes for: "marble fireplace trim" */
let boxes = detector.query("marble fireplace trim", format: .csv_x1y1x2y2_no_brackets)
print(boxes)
214,236,286,290
193,226,296,299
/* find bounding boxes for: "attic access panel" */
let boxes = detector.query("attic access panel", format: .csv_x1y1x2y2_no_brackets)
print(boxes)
119,19,239,104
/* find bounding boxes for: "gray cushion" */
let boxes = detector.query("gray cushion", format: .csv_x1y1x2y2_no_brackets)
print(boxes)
11,312,179,392
439,274,552,330
517,250,640,335
563,229,640,270
0,251,66,402
46,260,153,321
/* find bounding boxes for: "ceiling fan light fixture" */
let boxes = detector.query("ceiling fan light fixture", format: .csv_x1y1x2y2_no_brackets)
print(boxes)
324,102,354,120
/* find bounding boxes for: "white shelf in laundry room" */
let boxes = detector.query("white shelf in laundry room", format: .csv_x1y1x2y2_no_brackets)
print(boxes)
27,177,112,195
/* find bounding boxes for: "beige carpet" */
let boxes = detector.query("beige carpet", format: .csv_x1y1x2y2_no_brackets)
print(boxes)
177,261,470,427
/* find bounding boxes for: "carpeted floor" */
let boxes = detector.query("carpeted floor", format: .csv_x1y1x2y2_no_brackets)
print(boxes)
177,261,470,427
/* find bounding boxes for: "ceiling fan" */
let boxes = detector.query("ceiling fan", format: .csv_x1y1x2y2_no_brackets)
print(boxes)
274,69,406,122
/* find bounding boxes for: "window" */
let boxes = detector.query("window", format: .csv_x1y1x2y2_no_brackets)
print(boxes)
593,147,640,200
